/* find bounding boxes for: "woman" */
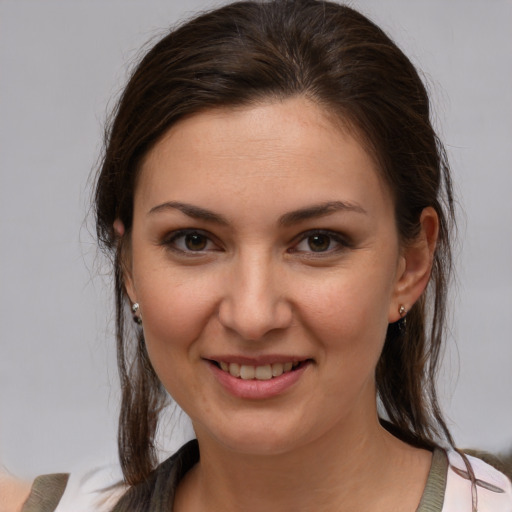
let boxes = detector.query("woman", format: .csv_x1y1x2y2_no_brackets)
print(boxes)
6,0,512,511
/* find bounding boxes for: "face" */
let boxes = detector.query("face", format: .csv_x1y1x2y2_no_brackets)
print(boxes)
123,97,414,456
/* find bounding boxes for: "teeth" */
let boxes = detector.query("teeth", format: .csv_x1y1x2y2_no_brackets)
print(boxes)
240,365,255,380
220,361,301,380
229,363,240,377
255,365,272,380
272,363,284,377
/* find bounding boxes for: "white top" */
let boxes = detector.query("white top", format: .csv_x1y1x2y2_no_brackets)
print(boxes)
443,450,512,511
42,448,512,511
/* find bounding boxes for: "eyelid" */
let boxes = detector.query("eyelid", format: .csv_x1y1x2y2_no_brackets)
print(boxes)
161,228,221,254
289,229,352,255
159,227,351,257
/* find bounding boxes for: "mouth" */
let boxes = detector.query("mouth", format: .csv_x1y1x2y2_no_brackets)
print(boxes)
211,360,310,381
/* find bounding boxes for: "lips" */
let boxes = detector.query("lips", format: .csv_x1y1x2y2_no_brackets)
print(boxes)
218,361,300,380
208,358,311,399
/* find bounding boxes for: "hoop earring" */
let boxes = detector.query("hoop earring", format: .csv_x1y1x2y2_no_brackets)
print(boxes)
132,302,143,325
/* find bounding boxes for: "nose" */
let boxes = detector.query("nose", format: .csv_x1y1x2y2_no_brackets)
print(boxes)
217,252,293,341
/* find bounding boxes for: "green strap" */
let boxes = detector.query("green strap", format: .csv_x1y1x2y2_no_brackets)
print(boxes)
416,449,448,512
22,473,69,512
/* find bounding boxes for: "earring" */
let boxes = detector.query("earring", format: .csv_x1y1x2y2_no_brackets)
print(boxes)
398,305,407,331
132,302,142,325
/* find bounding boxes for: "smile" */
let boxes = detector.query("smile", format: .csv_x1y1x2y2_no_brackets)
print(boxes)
208,358,311,399
217,361,301,380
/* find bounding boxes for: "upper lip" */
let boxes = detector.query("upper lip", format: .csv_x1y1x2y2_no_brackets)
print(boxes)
205,355,312,366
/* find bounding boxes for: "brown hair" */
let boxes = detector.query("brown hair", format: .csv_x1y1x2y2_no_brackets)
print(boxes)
95,0,456,486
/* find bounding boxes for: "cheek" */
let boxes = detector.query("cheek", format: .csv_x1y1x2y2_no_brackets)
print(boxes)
145,290,209,344
295,268,394,375
138,283,213,404
133,265,220,368
298,272,393,338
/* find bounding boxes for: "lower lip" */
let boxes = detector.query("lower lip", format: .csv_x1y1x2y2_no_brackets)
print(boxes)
208,361,310,400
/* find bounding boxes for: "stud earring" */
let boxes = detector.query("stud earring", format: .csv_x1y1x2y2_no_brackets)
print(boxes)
132,302,142,325
399,305,406,317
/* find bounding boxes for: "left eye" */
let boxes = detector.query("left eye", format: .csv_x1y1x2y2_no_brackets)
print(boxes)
293,232,345,254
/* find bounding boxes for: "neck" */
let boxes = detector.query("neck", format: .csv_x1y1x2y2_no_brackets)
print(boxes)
175,410,430,512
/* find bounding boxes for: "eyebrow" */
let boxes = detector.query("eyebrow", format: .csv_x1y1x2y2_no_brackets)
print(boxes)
148,200,366,225
148,201,229,225
278,201,367,226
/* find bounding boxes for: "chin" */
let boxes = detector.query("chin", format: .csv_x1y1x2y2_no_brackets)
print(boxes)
193,410,325,457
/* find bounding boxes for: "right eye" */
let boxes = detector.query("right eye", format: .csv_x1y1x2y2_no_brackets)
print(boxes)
164,229,219,254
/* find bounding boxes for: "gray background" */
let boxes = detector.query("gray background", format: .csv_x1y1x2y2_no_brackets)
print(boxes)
1,0,511,479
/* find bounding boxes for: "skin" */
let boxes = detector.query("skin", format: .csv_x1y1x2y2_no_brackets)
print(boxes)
0,474,32,512
119,97,438,512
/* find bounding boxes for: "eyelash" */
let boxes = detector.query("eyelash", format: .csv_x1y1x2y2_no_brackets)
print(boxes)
162,229,220,255
161,228,351,257
289,229,351,256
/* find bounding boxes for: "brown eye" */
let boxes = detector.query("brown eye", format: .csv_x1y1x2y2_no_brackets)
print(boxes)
164,229,219,255
292,230,349,256
307,234,331,252
185,233,208,251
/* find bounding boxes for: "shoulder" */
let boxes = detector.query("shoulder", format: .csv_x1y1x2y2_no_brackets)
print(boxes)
22,474,69,512
0,473,32,512
443,449,512,512
53,464,126,512
110,439,199,512
2,466,125,512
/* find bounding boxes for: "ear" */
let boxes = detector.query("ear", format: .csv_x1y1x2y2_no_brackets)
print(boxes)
113,219,137,304
389,207,439,322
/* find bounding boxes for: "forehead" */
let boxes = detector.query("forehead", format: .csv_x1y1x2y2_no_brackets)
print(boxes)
136,97,392,219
